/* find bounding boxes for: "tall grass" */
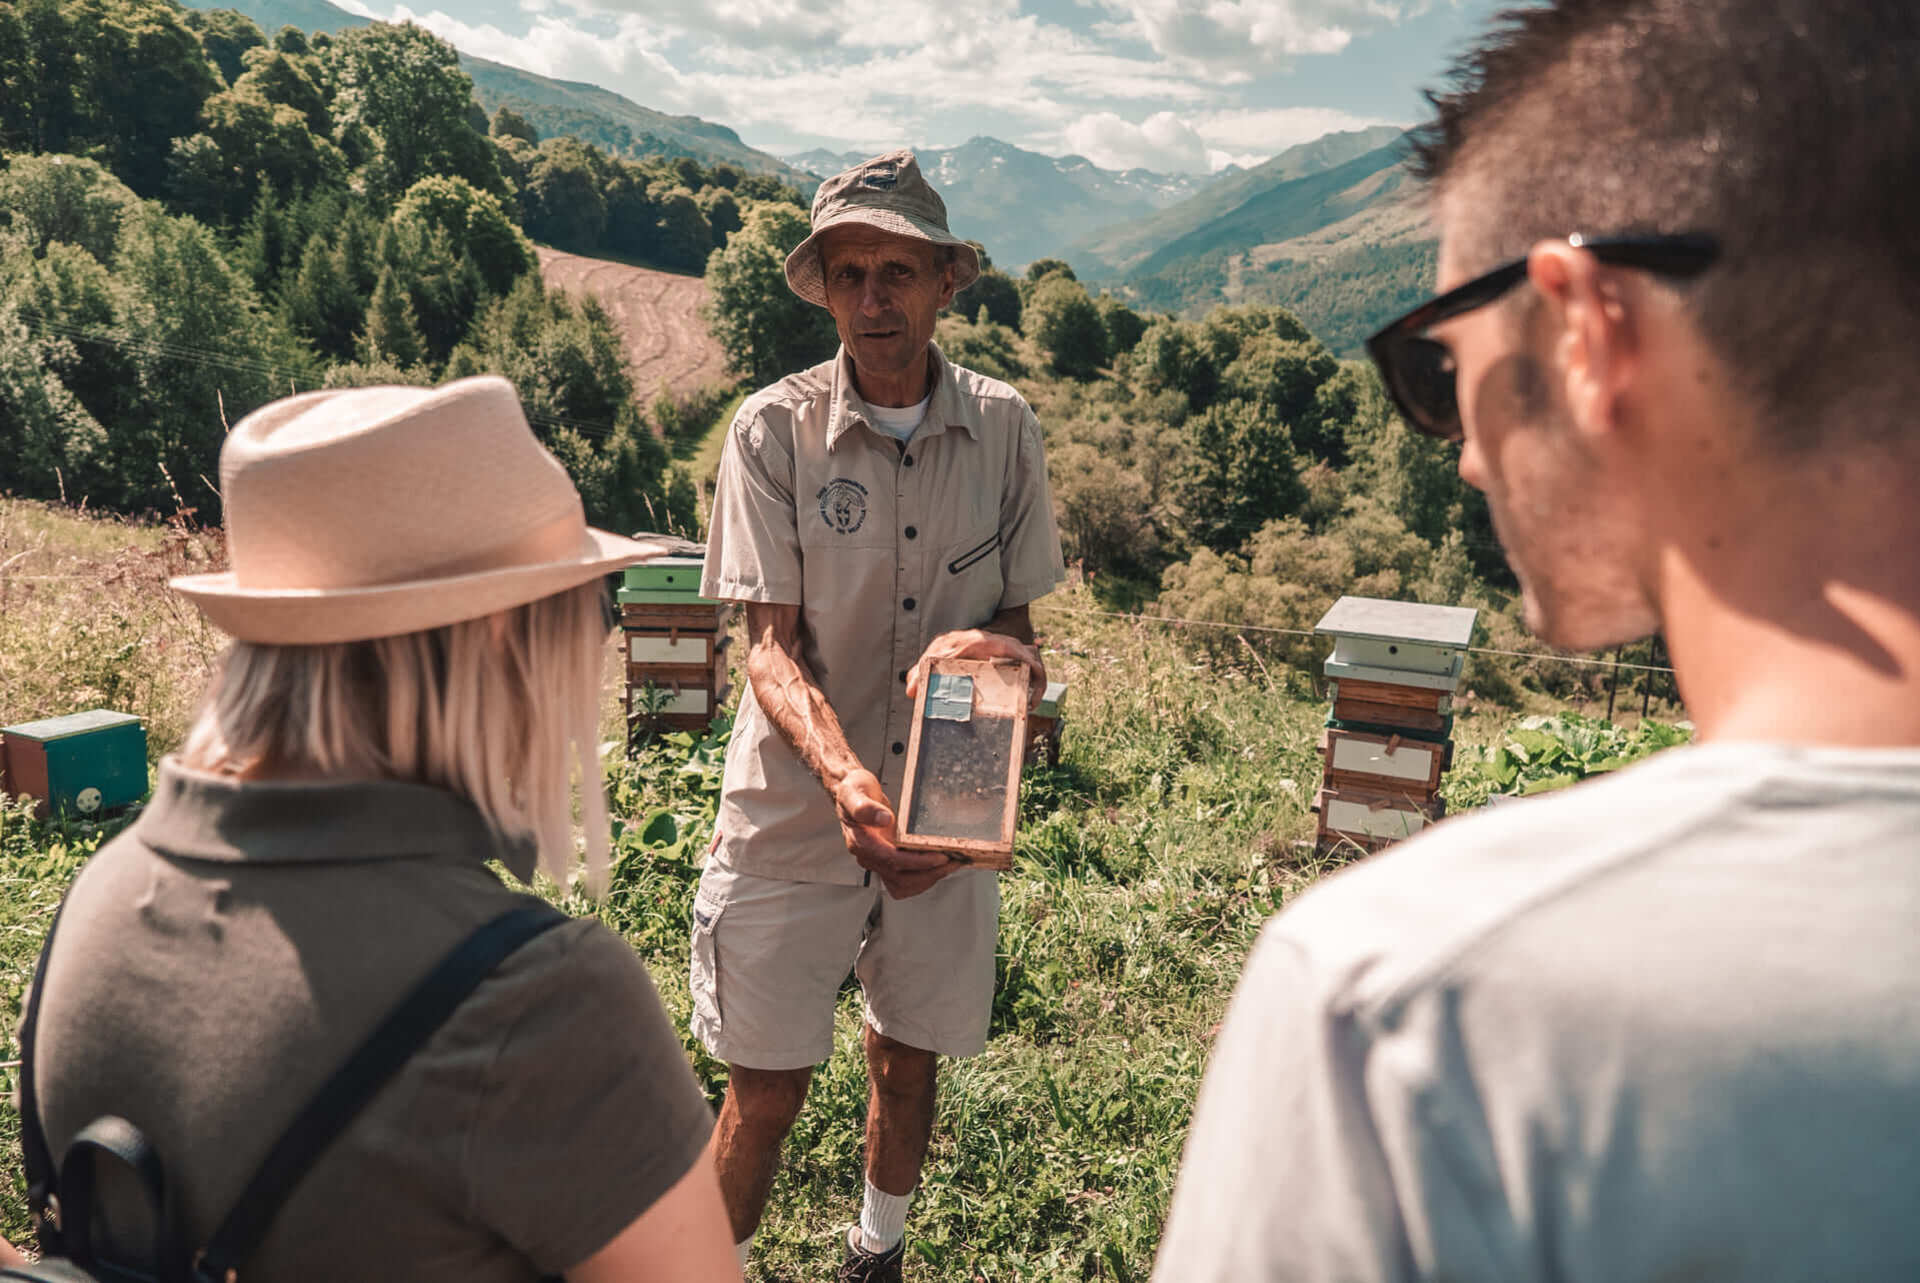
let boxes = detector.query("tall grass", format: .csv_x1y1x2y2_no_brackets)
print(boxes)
0,503,1682,1278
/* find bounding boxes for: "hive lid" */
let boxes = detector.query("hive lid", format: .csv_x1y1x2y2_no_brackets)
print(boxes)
1314,596,1478,648
2,709,144,742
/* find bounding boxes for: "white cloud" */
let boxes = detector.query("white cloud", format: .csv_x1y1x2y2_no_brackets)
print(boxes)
1109,0,1413,75
1194,105,1404,153
1065,110,1211,173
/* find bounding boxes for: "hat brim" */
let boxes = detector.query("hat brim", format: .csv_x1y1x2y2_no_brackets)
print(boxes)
171,528,671,645
785,210,981,308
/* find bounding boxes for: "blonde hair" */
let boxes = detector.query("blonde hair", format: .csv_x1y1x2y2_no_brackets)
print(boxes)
180,582,613,893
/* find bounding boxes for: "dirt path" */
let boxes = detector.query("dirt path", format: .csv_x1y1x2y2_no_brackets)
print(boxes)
536,247,730,399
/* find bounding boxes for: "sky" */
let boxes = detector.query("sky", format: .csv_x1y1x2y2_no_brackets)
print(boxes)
333,0,1504,173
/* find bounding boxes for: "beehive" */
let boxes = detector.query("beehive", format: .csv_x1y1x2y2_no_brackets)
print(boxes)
1,710,148,819
619,554,734,740
1309,597,1476,855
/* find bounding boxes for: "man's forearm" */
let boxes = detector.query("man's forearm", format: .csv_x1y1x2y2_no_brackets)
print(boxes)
982,603,1035,646
744,603,865,792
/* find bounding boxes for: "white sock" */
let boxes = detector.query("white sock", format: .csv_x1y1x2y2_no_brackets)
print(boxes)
858,1178,912,1254
735,1236,754,1268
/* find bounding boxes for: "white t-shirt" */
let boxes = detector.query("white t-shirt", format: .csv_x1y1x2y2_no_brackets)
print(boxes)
1156,742,1920,1282
866,394,930,442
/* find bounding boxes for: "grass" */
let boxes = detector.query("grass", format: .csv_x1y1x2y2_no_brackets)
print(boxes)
0,502,1686,1277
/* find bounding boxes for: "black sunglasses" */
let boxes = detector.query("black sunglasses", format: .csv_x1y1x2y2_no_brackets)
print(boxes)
1365,233,1721,442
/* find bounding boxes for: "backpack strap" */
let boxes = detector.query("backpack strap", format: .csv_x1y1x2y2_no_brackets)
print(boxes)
56,1114,184,1281
18,896,71,1255
192,901,568,1282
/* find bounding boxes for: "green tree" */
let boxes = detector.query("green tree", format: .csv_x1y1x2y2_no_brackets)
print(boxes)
490,106,538,144
650,185,712,271
233,46,330,135
358,264,426,369
391,175,534,296
194,87,347,223
281,233,364,362
324,22,500,202
1131,318,1217,411
702,202,838,387
1169,401,1306,553
698,186,743,249
1097,294,1148,357
952,266,1021,329
181,7,264,86
1023,275,1107,379
1025,257,1075,283
0,154,141,262
522,138,608,250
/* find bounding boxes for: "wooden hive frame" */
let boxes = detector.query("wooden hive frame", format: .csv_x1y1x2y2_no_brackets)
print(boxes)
895,657,1029,870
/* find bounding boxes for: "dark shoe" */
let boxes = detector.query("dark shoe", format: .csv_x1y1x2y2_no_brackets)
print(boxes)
836,1228,904,1282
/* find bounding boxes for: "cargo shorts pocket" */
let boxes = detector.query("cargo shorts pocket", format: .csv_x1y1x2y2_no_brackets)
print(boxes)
689,889,724,1031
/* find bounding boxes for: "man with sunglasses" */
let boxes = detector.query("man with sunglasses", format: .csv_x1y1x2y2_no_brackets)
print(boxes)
1155,1,1920,1279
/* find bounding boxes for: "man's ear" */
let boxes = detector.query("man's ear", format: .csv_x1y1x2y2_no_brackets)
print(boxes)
1527,239,1637,441
935,254,959,310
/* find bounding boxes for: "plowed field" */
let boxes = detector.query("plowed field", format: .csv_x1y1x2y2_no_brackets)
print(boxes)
535,247,729,397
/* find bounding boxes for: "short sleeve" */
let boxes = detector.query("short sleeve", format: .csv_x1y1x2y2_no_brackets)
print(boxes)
1151,924,1418,1283
465,921,714,1275
702,404,802,604
996,405,1066,610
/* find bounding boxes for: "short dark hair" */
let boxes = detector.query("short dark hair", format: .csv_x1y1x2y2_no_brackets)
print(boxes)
1410,0,1920,448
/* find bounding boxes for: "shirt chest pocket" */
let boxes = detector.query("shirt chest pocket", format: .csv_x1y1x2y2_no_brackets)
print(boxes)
942,527,1004,623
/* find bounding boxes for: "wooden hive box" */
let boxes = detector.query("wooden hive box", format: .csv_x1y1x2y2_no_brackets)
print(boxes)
1319,727,1448,795
1313,596,1478,678
625,627,730,667
622,555,707,594
1313,782,1445,846
2,710,148,819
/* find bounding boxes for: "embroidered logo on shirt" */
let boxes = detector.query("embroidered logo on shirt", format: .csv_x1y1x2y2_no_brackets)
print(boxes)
818,478,870,534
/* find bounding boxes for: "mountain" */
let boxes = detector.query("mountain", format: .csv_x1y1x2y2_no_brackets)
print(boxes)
1072,124,1407,276
1059,127,1438,356
180,0,813,187
456,57,817,188
786,137,1219,270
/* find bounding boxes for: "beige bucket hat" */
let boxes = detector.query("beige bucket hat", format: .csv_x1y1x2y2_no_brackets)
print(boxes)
785,149,981,307
171,376,666,645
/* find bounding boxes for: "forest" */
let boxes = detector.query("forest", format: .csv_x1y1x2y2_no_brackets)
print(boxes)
0,0,807,537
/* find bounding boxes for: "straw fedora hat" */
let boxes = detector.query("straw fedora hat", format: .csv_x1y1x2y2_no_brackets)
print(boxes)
172,376,667,645
785,150,980,308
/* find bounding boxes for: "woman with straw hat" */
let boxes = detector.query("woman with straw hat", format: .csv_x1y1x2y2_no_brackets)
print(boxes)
20,377,740,1281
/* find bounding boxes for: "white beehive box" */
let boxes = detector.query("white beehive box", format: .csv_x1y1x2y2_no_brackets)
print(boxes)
1314,597,1478,678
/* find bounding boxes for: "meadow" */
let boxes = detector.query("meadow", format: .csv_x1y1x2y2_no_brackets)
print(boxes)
0,496,1682,1279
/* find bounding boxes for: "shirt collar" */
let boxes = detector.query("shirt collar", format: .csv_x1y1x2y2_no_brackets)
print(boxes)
826,341,980,452
131,757,539,882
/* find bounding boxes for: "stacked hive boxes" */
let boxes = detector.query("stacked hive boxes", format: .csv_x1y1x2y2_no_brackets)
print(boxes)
619,554,734,737
1310,596,1478,855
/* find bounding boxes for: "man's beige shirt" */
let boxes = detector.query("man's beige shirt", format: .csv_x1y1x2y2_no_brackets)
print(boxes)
702,342,1065,885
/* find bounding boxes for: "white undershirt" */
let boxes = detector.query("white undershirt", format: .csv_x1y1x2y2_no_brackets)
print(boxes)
867,394,930,443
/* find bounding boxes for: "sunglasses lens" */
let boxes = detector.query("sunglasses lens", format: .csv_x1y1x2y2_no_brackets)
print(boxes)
1395,337,1459,439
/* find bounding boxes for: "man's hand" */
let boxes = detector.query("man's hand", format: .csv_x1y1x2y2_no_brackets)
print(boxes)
833,767,959,899
906,628,1048,707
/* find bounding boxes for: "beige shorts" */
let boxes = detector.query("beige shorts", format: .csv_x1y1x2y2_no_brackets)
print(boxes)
688,858,1001,1070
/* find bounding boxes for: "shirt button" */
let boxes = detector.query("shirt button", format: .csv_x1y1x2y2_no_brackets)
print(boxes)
905,525,918,539
903,597,917,611
903,454,914,467
898,670,909,683
892,741,905,755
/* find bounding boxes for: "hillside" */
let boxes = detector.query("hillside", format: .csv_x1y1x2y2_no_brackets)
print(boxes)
1073,125,1406,275
535,248,729,397
178,0,813,185
788,137,1218,270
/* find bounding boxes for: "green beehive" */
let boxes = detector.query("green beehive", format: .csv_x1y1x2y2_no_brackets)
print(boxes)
618,556,723,606
2,709,148,818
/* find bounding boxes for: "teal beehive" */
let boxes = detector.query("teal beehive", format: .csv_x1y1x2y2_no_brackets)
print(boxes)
1,710,148,818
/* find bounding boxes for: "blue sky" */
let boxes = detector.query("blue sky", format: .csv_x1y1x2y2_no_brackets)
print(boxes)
335,0,1502,172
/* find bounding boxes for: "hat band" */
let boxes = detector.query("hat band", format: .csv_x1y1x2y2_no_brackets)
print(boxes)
232,508,591,593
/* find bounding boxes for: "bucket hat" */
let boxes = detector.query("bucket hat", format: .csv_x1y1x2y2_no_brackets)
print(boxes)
171,376,666,645
785,149,981,307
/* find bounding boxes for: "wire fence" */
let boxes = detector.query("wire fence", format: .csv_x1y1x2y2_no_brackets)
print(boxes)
1031,600,1677,675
